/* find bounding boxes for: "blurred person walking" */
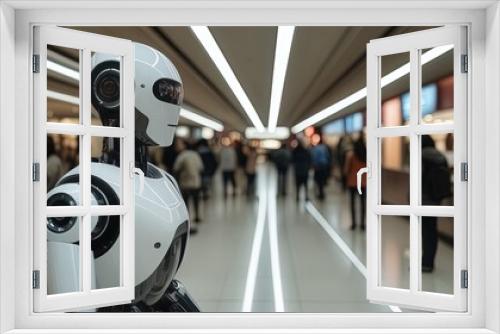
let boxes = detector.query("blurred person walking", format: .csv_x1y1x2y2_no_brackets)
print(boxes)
244,145,258,197
336,134,353,190
421,135,452,273
197,139,218,200
310,138,331,200
272,142,292,196
292,138,312,202
220,137,238,198
344,133,367,230
173,139,204,233
47,136,64,191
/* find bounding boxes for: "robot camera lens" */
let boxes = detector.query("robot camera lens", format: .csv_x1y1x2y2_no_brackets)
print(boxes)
47,193,77,233
93,68,121,110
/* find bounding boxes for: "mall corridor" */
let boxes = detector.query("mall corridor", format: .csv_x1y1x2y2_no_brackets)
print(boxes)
176,164,454,312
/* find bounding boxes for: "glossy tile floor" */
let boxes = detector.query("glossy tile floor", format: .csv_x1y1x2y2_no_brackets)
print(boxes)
176,164,454,312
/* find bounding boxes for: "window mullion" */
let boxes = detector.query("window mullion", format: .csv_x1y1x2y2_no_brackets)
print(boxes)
409,48,420,294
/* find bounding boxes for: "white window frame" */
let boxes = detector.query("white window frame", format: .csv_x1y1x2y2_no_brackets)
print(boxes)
366,26,468,312
0,1,498,333
32,26,136,312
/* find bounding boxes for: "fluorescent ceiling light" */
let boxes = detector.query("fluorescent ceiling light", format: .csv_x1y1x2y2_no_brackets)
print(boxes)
47,90,79,105
47,90,224,132
191,26,265,132
47,60,80,81
268,26,295,133
180,108,224,132
245,126,290,140
291,44,454,133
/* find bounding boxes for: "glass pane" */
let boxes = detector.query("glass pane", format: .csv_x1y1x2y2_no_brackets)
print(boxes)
92,215,121,289
47,216,81,294
47,134,80,203
420,134,454,206
380,52,410,127
420,45,454,124
380,215,410,289
380,136,410,205
421,216,454,294
91,136,122,204
47,45,80,124
91,51,121,127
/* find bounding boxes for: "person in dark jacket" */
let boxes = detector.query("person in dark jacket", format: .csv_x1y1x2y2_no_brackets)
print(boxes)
292,138,312,202
421,135,452,273
272,142,292,196
197,139,218,200
310,138,331,200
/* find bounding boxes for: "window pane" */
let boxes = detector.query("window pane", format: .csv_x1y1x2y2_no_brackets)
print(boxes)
420,216,454,294
47,134,80,203
47,45,80,124
47,217,81,294
420,134,454,206
380,215,410,289
91,136,122,205
380,52,409,127
91,51,121,127
92,215,121,289
380,136,410,205
420,46,454,124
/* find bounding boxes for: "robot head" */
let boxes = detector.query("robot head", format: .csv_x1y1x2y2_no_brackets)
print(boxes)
91,43,183,147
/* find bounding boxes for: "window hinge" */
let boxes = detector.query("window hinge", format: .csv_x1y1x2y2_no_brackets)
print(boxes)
461,54,468,73
461,162,468,182
32,162,40,182
32,270,40,289
32,54,40,73
461,269,468,289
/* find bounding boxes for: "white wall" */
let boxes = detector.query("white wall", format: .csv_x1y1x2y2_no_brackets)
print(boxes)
0,2,16,333
485,2,500,333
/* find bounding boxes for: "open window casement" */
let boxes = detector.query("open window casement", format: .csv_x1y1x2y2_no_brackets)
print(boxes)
33,26,135,312
365,26,467,312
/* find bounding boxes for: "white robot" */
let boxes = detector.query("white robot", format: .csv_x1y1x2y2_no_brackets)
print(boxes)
46,43,199,312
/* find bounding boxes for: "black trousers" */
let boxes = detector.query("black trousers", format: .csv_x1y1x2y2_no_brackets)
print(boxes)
246,173,256,196
222,171,236,196
181,188,201,221
422,216,438,268
277,167,288,196
349,187,366,227
295,173,309,200
314,167,328,199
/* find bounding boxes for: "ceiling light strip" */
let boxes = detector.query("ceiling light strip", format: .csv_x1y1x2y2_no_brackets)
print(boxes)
268,26,295,133
191,26,265,132
291,44,454,133
48,60,80,81
47,90,224,131
180,108,224,132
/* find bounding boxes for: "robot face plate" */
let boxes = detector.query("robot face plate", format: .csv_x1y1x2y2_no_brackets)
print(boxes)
91,43,183,147
134,43,183,147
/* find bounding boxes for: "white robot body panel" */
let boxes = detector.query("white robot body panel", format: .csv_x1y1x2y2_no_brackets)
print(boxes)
47,162,189,295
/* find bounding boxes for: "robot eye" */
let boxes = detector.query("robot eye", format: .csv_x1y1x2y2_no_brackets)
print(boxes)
153,78,183,106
